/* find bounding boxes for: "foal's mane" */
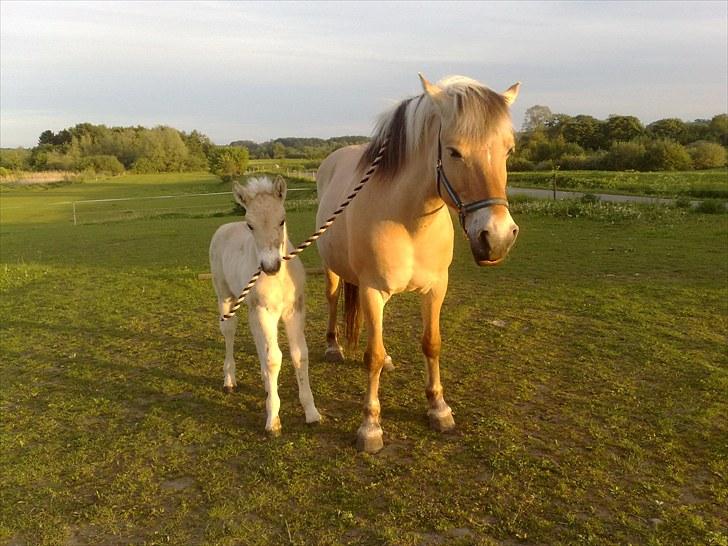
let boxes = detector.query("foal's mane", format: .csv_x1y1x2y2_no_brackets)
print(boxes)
357,76,511,181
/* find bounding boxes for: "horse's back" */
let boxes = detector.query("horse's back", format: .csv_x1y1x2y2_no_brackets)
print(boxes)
316,145,365,221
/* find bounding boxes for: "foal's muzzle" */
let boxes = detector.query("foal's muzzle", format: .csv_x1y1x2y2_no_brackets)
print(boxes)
261,259,281,275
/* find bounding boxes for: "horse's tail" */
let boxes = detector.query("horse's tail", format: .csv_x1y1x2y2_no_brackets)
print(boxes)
343,281,361,349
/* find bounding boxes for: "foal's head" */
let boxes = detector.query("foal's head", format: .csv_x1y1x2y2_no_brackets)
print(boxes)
421,75,521,266
233,176,287,275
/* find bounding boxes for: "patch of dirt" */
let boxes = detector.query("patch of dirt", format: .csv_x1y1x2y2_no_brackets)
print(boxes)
160,476,196,492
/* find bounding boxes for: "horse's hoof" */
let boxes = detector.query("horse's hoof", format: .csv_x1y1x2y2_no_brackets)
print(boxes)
356,424,384,453
428,407,456,433
324,347,345,363
383,354,394,371
222,385,236,394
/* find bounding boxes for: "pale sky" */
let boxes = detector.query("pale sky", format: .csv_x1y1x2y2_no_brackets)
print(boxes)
1,0,726,147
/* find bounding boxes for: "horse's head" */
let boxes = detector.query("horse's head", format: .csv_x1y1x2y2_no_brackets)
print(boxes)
420,74,521,266
233,176,287,275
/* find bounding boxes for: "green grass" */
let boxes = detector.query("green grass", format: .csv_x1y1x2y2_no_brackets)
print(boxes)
1,174,727,545
509,169,728,199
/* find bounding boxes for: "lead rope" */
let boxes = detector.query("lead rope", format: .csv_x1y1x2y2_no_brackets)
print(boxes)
220,137,389,321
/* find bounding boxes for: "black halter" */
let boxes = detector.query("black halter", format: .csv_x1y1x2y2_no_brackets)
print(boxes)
436,128,510,231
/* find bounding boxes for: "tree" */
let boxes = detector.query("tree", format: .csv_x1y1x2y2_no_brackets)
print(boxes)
709,114,728,146
209,146,249,182
643,140,692,171
561,115,605,150
522,105,554,132
647,118,687,143
604,115,644,144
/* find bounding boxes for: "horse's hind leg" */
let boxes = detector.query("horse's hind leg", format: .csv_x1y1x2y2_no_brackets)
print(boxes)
323,268,345,362
421,279,455,432
283,301,321,424
218,296,239,393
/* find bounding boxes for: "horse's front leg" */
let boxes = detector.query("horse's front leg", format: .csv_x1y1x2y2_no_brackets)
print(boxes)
283,302,321,424
421,278,455,432
356,286,388,453
250,306,283,436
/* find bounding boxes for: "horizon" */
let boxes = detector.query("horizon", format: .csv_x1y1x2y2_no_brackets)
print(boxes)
1,1,726,148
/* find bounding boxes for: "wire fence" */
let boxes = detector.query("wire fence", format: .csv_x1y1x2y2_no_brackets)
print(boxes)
69,188,318,225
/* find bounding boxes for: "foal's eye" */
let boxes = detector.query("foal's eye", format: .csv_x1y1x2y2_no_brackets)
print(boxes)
447,147,463,159
279,220,285,227
247,223,254,231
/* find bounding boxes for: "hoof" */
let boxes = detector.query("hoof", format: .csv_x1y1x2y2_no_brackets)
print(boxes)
305,410,322,425
356,424,384,453
266,416,282,437
324,347,345,363
428,407,456,433
383,354,394,371
222,385,236,394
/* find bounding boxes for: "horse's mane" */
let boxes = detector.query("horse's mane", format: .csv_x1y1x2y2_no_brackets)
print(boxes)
243,176,277,198
357,76,511,181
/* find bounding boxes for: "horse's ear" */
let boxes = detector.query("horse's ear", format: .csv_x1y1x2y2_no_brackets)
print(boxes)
502,82,521,106
419,73,445,106
273,175,287,200
232,181,249,207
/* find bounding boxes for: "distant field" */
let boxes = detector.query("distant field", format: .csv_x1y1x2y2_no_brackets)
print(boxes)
1,173,726,545
509,169,728,199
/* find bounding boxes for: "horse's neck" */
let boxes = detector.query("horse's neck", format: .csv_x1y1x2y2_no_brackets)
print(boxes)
389,139,447,229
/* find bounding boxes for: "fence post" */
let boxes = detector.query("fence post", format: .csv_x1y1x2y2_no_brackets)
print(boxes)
73,202,77,225
552,164,559,200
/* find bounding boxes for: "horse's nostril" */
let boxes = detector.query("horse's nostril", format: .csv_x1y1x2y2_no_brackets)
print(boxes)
512,227,519,237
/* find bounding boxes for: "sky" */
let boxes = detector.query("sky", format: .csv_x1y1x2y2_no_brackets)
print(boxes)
1,0,726,147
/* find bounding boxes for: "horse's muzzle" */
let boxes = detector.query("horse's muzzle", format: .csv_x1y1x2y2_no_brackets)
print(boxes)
470,224,519,266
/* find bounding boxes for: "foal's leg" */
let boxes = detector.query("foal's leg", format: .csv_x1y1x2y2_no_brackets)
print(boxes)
218,296,238,393
421,278,455,432
249,306,284,435
283,302,321,424
323,268,345,362
356,287,388,453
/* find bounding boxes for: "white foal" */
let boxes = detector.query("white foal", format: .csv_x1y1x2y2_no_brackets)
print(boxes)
209,176,321,435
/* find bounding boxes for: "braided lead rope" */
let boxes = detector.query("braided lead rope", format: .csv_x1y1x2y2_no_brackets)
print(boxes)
220,137,389,321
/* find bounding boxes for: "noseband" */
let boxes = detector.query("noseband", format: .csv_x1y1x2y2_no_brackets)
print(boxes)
436,128,509,231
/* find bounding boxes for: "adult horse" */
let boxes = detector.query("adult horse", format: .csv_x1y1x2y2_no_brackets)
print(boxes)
316,74,521,453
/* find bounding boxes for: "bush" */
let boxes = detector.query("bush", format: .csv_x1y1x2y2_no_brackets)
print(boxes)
507,156,535,171
687,141,727,169
694,199,726,214
77,155,125,175
210,146,249,182
605,141,646,170
643,139,692,171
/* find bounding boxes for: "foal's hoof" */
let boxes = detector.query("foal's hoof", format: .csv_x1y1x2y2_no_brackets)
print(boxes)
222,385,236,394
383,354,394,371
266,417,282,437
324,347,345,363
305,410,322,425
356,424,384,453
428,407,456,433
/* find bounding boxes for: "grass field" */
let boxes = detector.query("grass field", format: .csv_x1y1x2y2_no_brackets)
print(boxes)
1,173,727,545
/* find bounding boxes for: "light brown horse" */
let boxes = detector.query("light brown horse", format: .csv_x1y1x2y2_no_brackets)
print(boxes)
316,74,521,453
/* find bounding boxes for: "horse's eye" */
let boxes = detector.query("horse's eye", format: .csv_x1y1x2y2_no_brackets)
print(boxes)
247,223,254,231
280,219,285,227
448,147,463,159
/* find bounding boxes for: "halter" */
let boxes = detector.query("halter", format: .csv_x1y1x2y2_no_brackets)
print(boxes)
436,127,509,231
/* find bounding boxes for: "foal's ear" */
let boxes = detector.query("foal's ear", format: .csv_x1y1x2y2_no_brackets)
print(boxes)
273,175,287,200
502,82,521,106
232,181,250,207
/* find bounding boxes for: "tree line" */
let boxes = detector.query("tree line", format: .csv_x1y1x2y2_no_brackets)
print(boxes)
512,106,727,171
229,136,370,161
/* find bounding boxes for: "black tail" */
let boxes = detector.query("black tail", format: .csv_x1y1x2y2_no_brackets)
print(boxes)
343,281,361,350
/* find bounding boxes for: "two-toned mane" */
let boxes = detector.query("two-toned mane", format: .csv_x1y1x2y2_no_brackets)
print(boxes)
316,73,521,452
358,76,514,182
